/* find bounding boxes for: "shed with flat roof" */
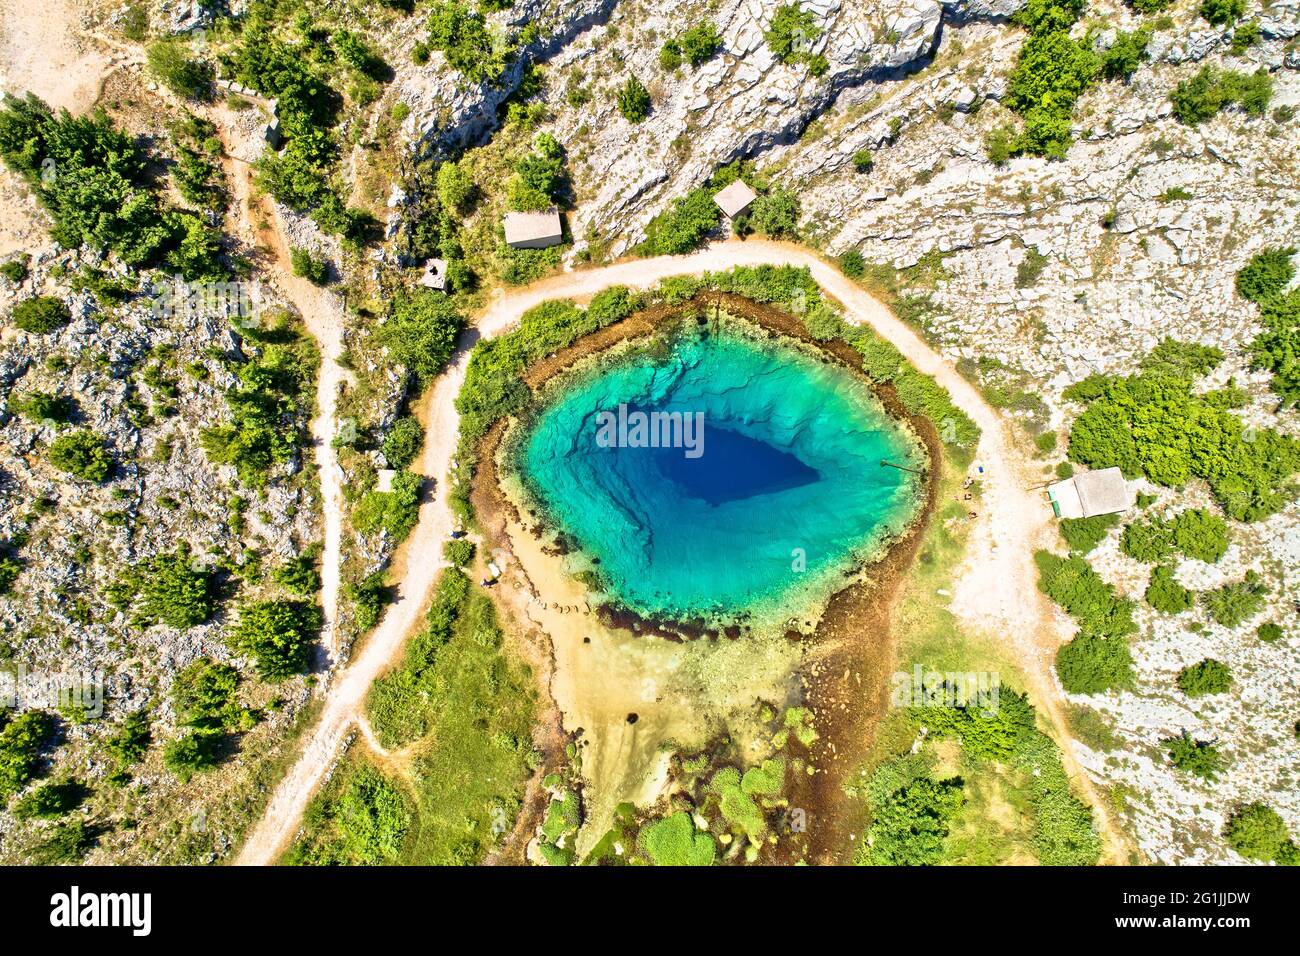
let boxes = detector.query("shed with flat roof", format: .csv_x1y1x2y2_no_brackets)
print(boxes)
713,180,758,219
1047,467,1133,520
504,208,563,249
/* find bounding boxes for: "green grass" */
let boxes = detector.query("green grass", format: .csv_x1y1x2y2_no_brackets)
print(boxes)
364,569,537,864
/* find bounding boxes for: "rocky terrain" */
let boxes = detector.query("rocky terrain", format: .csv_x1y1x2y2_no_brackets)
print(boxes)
0,0,1297,865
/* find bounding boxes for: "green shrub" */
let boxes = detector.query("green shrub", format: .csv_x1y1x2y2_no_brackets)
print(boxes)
11,296,70,334
852,149,874,173
1170,509,1228,563
641,188,720,255
172,659,245,731
1199,0,1244,25
290,246,329,285
31,820,94,864
443,538,475,567
1178,658,1232,697
1146,564,1194,613
0,257,27,281
638,811,715,865
146,40,213,100
12,778,87,820
616,76,651,123
163,731,223,782
382,416,425,469
1065,353,1300,521
766,5,823,68
681,22,723,67
1224,802,1296,862
0,710,54,799
272,553,322,596
1059,514,1118,553
1100,27,1152,80
659,39,682,71
7,390,74,424
1230,20,1261,55
1036,550,1136,693
353,471,422,540
112,544,217,629
425,1,513,84
346,571,389,631
507,133,566,211
48,430,112,482
377,289,464,384
1257,621,1284,643
1236,247,1296,303
743,186,801,239
435,160,476,214
839,249,866,278
1201,571,1267,627
105,709,152,768
229,600,322,680
858,754,964,866
1164,732,1223,780
1171,66,1272,125
1250,290,1300,405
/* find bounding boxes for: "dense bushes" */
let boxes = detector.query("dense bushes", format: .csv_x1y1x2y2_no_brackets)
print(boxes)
661,22,722,70
641,188,721,255
1064,347,1300,521
1236,247,1295,303
382,416,425,469
1004,28,1098,158
1145,564,1194,613
48,429,112,482
425,1,513,85
353,471,423,540
110,544,217,630
507,133,566,211
1035,551,1135,693
7,390,74,424
859,754,964,866
1059,514,1119,553
1199,0,1245,25
288,762,412,864
376,289,464,385
1121,509,1228,564
228,600,321,680
1170,66,1272,125
10,296,70,334
0,710,54,799
1224,802,1298,863
1165,731,1224,779
200,317,317,487
290,246,329,285
1239,250,1300,407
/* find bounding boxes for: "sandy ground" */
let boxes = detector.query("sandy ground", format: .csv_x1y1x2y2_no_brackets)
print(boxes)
0,0,111,113
236,238,1124,865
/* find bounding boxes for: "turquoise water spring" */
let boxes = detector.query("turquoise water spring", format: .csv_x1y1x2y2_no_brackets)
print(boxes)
516,320,923,625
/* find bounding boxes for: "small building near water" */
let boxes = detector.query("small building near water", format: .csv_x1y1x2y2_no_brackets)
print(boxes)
713,179,758,220
1047,467,1133,519
504,208,563,249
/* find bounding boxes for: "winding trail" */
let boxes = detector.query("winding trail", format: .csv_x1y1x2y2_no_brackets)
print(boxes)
209,106,351,661
235,238,1122,865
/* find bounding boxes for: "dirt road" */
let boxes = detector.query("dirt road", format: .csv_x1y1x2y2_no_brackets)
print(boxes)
235,238,1122,864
